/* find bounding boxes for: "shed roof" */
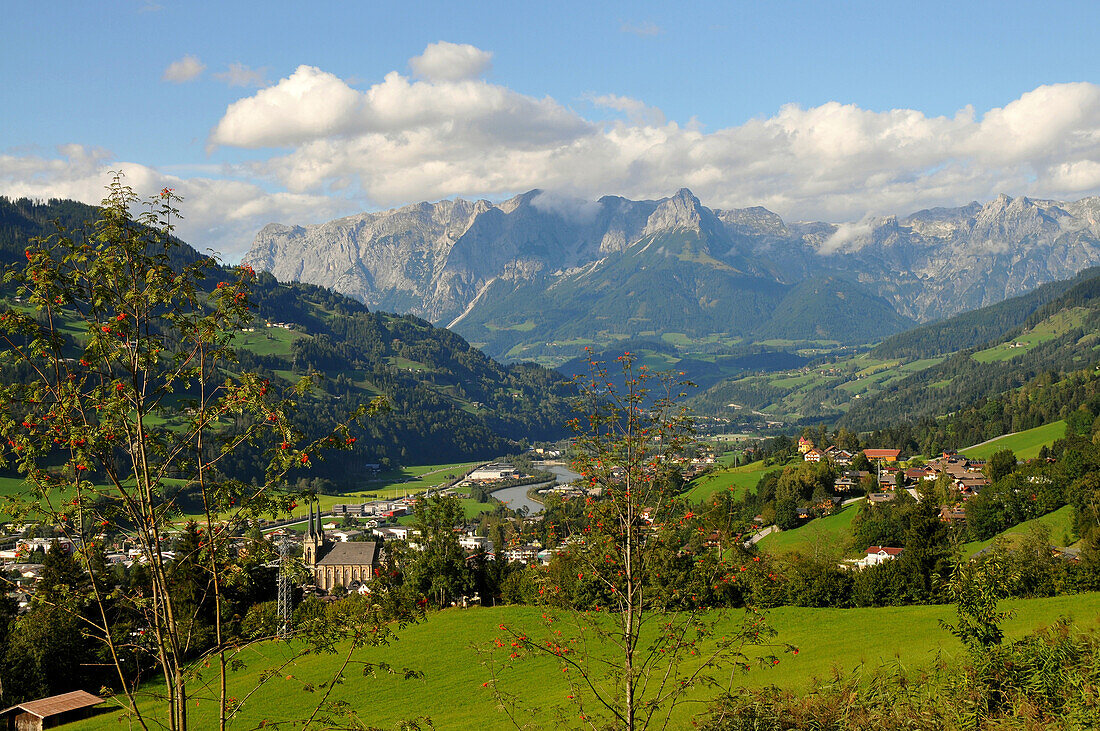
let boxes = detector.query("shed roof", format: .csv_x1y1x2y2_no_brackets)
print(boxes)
317,542,378,566
3,690,101,718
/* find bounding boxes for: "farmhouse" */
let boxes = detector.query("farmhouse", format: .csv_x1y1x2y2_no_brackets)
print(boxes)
824,447,854,466
863,449,901,462
803,447,824,463
849,546,904,569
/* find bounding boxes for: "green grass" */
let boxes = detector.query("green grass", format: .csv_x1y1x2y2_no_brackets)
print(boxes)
70,594,1100,730
757,503,861,556
268,461,484,520
770,373,818,389
233,326,302,358
270,497,494,534
457,497,496,520
971,307,1089,363
959,504,1078,558
684,460,784,502
962,420,1067,460
660,332,693,346
389,356,429,371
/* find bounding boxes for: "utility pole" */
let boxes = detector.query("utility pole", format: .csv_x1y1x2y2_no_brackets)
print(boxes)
276,537,292,639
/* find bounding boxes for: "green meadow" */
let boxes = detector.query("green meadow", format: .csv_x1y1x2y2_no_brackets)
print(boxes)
684,459,789,502
0,460,485,525
961,420,1067,460
970,307,1089,364
69,593,1100,730
756,503,862,556
959,504,1078,558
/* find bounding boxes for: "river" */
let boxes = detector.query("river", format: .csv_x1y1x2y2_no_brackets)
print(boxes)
490,463,580,515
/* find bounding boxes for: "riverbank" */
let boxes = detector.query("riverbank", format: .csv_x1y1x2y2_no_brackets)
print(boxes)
490,464,580,515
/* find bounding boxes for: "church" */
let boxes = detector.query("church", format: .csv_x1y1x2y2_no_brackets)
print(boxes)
302,502,380,592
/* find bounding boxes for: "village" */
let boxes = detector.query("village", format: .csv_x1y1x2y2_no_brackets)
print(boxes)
793,435,995,569
0,436,999,609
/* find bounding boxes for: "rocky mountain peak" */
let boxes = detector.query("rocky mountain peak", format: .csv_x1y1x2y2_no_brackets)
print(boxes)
642,188,707,236
244,189,1100,347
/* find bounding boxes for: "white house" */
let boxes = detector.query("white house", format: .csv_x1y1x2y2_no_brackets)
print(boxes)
851,546,903,569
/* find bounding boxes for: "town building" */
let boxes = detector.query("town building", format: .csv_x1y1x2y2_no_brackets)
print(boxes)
855,546,904,568
468,463,521,481
302,503,380,593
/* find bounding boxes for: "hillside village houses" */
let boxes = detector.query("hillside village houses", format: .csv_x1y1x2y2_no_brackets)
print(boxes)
0,437,1003,619
792,438,993,530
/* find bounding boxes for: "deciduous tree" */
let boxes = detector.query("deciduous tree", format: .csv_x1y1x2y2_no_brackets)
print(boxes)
0,175,371,730
485,354,790,730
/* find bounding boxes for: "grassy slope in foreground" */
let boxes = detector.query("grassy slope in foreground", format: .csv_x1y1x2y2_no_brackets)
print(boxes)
961,420,1067,461
69,594,1100,730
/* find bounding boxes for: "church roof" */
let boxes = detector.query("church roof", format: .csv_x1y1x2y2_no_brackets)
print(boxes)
317,542,379,567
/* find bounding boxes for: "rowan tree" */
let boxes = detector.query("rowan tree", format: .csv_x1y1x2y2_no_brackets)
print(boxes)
484,354,792,730
0,174,376,730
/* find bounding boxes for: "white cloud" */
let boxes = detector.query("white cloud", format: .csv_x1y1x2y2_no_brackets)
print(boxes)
620,21,662,37
209,66,363,149
12,46,1100,263
0,145,348,261
203,68,1100,225
408,41,492,82
213,62,268,88
818,217,877,255
590,94,666,126
162,54,205,83
530,190,601,224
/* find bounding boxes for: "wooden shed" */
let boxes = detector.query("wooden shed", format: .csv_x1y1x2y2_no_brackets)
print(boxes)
0,690,103,730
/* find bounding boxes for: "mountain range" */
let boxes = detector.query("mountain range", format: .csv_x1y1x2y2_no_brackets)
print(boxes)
246,189,1100,364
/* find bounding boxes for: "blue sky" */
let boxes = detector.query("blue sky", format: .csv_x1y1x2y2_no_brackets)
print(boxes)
5,1,1100,258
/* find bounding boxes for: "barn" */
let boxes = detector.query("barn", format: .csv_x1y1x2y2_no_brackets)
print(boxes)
0,690,103,730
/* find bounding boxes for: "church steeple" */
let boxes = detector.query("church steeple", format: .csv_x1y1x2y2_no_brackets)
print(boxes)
303,500,326,568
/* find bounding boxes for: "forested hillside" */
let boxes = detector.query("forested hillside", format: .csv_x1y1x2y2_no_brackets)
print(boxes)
0,197,575,487
841,272,1100,432
871,267,1100,360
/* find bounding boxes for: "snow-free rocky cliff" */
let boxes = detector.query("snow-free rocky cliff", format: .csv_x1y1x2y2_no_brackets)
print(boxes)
245,189,1100,360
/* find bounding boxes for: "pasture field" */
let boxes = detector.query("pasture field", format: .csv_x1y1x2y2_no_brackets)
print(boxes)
269,497,495,533
683,459,789,502
233,326,302,358
959,504,1078,558
756,503,861,556
971,307,1089,364
962,420,1067,460
69,593,1100,730
712,351,945,420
